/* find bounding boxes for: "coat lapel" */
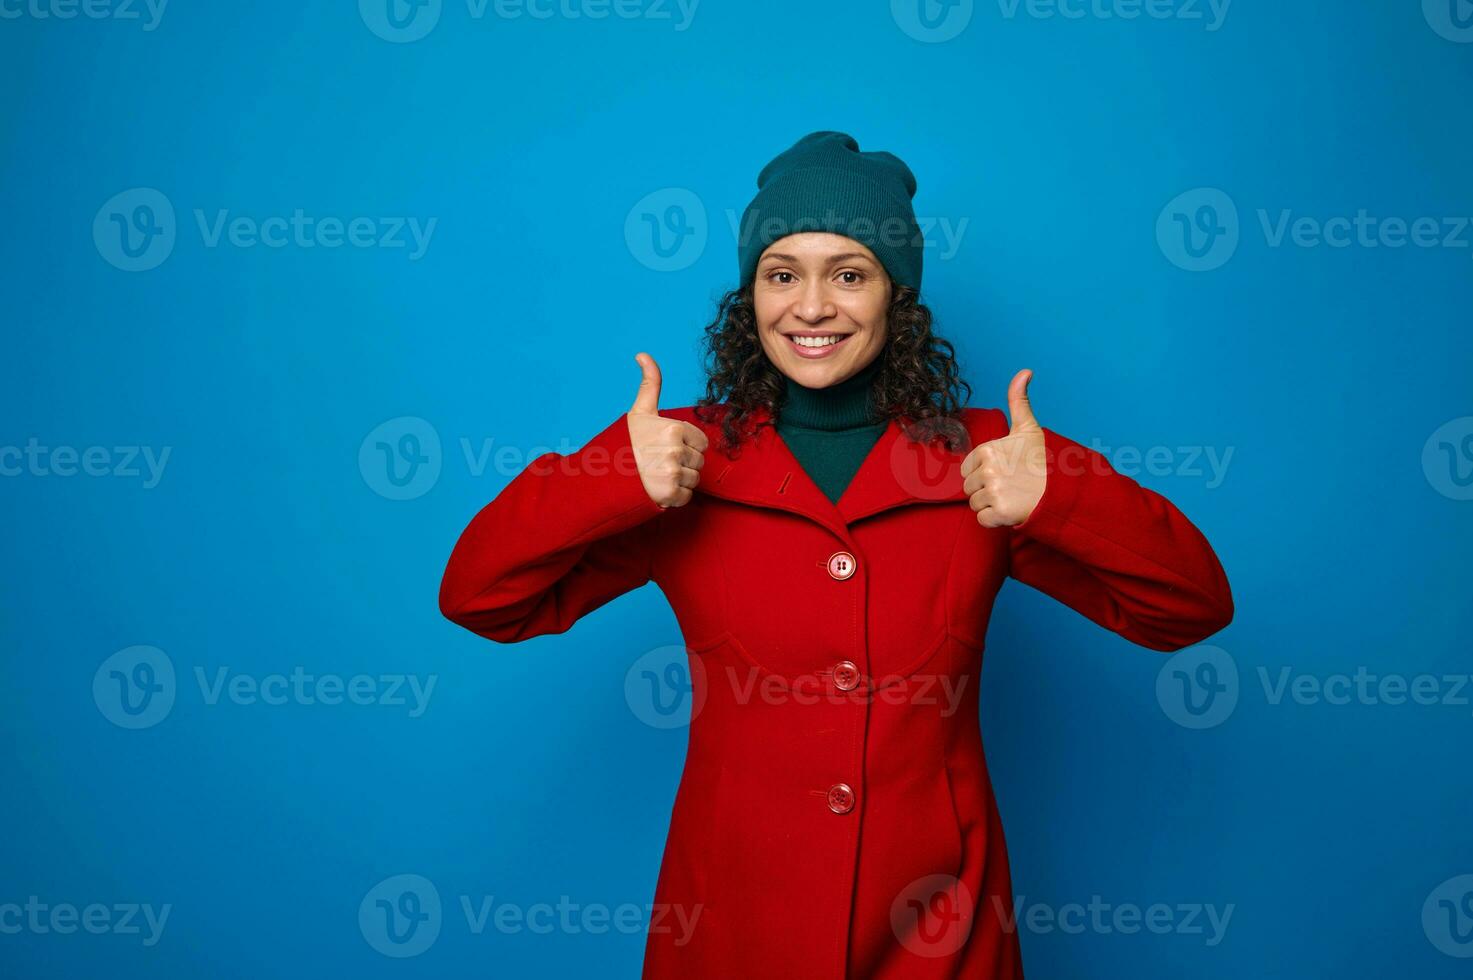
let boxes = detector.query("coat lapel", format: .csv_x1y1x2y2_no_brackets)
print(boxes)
694,405,970,539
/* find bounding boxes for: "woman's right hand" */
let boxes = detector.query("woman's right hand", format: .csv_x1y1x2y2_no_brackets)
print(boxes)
627,352,708,509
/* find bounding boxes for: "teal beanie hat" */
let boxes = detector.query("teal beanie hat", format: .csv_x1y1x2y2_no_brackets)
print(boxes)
736,131,923,292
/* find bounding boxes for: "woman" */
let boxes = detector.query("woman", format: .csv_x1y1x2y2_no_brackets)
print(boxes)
439,131,1233,979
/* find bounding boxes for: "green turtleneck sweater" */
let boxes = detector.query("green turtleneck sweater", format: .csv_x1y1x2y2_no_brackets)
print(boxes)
775,357,889,505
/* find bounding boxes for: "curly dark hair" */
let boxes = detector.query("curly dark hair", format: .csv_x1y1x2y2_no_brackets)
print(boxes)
693,281,972,457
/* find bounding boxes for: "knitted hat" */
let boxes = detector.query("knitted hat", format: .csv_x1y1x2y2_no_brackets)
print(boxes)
736,131,923,292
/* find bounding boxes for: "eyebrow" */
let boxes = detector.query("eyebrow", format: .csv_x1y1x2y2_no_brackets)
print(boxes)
759,252,877,266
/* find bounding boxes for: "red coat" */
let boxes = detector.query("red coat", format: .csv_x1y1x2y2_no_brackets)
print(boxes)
439,402,1233,979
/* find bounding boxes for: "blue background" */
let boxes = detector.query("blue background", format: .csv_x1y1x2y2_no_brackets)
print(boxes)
3,1,1472,976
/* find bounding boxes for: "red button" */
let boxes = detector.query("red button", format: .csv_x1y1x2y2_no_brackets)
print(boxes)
833,661,860,692
826,552,856,580
827,782,855,815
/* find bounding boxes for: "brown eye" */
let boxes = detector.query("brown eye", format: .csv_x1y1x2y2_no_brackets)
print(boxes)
837,270,864,285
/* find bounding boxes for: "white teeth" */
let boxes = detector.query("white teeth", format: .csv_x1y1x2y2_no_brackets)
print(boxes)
792,335,843,348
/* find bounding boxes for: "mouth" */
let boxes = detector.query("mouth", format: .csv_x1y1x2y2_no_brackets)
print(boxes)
783,332,853,359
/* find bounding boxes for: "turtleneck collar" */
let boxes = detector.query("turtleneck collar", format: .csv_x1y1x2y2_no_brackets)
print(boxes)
777,357,885,431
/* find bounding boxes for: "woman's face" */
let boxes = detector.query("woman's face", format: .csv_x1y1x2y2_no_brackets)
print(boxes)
753,232,892,389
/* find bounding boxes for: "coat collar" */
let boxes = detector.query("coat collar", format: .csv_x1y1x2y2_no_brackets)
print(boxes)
682,404,971,541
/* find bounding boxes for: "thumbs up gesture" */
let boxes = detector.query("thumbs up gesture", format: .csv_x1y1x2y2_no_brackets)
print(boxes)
627,352,709,509
961,369,1047,528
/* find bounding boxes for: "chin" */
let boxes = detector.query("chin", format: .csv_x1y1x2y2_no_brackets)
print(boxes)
786,362,849,388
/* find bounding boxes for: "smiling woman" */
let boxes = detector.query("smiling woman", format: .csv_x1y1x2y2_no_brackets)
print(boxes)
439,130,1234,979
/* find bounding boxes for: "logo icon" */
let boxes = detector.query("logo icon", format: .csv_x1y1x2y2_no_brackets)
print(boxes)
360,874,442,957
892,0,974,43
890,873,974,957
1422,417,1473,501
624,188,707,272
359,417,442,500
1424,874,1473,957
93,645,176,729
94,188,176,272
1156,644,1237,729
1156,188,1239,272
890,420,968,501
359,0,442,42
624,644,706,729
1424,0,1473,42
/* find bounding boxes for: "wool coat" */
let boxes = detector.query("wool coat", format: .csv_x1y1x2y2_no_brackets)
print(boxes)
438,401,1234,979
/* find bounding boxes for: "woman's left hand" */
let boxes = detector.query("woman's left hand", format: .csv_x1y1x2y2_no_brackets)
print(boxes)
962,369,1047,528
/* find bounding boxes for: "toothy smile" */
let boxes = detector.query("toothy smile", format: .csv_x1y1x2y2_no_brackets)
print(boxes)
785,333,853,358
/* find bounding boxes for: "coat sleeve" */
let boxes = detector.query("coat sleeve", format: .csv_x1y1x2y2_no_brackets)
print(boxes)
1005,418,1234,652
438,412,668,643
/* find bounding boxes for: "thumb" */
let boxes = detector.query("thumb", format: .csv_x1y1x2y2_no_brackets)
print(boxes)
1006,368,1040,433
630,352,663,415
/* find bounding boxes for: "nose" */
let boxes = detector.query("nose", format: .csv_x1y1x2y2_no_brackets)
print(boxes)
792,279,836,323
